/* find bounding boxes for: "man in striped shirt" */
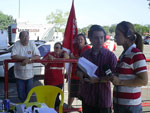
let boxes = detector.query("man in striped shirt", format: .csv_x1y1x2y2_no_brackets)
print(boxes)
77,25,117,113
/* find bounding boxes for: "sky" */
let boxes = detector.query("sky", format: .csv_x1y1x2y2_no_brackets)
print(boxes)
0,0,150,28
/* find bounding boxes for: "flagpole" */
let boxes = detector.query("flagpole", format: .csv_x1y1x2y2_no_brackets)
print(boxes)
18,0,20,18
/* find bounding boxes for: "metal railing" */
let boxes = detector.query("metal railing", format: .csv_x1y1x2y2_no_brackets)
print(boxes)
4,59,77,99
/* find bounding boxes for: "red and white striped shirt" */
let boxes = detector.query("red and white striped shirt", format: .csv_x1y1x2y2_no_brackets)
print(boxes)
113,44,147,105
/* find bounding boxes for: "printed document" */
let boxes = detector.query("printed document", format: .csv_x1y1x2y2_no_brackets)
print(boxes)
77,57,98,78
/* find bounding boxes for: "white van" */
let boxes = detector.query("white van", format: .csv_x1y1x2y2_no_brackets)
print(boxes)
8,23,55,45
0,30,9,49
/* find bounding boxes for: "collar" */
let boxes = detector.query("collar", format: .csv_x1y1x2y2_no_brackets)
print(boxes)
119,44,136,60
124,43,136,55
90,47,105,56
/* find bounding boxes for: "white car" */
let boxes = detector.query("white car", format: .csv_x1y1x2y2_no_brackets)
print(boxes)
0,41,51,81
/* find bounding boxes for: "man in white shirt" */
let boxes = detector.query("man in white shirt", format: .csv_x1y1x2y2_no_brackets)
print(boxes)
11,31,40,102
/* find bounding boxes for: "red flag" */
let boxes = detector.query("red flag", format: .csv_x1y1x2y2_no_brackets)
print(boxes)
63,0,78,53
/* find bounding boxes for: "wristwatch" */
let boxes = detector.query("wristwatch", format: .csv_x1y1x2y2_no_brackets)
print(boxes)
29,57,32,61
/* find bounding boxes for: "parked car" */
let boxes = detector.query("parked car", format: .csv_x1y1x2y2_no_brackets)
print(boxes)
0,45,12,55
144,36,150,45
0,40,51,81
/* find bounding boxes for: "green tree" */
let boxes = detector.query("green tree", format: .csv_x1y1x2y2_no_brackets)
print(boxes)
109,24,116,34
46,9,69,32
80,25,92,36
0,11,15,30
134,24,145,35
103,26,110,34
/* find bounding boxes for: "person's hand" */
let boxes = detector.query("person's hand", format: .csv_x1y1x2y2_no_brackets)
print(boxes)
48,54,55,60
83,76,111,84
109,75,121,85
77,70,85,82
70,53,75,59
63,52,69,59
84,77,99,84
70,53,79,59
100,76,111,83
21,58,31,66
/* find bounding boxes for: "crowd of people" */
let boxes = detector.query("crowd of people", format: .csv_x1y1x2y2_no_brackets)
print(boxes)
11,21,148,113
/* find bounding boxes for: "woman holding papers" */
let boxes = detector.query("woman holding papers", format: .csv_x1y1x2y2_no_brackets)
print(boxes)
43,42,69,108
110,21,148,113
77,25,117,113
68,33,91,108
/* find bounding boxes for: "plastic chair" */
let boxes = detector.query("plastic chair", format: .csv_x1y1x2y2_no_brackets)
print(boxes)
24,85,64,113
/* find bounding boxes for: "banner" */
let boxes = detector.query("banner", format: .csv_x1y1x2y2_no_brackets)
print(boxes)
63,0,78,53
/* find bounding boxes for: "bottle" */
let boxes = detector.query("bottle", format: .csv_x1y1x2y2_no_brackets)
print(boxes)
0,99,3,111
3,99,10,111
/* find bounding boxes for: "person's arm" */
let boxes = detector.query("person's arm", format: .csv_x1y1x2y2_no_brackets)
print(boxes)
76,67,108,84
11,55,31,66
87,51,117,84
42,53,53,65
63,52,69,59
110,71,148,87
11,55,29,60
76,69,87,83
31,41,41,60
111,52,148,87
12,55,40,63
31,55,40,60
70,53,78,59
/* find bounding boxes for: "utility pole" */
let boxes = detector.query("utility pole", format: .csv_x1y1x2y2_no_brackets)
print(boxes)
18,0,20,18
148,0,150,9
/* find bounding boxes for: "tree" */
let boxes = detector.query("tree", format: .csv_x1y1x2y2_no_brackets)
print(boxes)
103,26,110,34
0,11,15,30
109,24,116,34
80,25,92,37
46,9,69,32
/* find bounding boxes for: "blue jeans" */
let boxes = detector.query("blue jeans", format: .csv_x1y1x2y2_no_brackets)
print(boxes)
113,104,142,113
16,78,33,102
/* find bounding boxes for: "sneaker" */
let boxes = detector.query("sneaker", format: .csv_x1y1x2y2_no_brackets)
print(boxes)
63,103,68,108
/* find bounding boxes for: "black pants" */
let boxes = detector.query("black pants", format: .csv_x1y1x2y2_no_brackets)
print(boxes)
82,102,112,113
55,84,63,108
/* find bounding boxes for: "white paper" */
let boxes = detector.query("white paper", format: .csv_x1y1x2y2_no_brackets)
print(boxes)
34,108,57,113
77,57,98,78
15,103,57,113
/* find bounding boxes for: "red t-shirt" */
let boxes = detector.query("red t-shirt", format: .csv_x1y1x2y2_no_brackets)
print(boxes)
43,51,66,85
71,45,91,80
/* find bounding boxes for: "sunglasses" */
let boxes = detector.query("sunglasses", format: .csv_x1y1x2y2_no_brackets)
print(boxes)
54,46,61,49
